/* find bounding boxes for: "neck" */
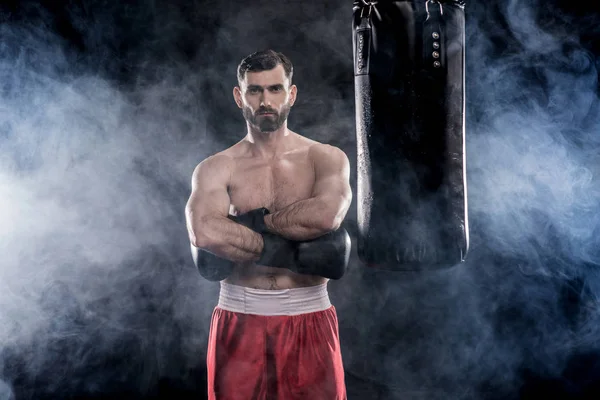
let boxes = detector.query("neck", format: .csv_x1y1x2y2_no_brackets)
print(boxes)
246,122,290,158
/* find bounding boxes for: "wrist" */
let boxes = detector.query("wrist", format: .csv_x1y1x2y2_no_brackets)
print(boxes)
234,207,271,233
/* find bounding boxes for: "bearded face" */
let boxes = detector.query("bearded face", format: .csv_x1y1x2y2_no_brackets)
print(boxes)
242,103,291,133
235,64,297,134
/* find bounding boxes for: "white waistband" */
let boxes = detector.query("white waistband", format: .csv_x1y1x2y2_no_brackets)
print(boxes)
217,282,331,316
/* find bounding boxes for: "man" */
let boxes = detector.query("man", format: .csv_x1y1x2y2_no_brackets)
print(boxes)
185,49,352,399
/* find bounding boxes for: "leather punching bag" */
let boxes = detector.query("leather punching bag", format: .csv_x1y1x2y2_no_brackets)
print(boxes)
353,0,469,270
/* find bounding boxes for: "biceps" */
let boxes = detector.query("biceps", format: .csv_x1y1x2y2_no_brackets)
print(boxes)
186,189,231,230
310,146,351,201
312,174,351,204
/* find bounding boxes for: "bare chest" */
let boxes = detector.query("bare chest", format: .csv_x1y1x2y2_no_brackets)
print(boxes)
228,156,315,213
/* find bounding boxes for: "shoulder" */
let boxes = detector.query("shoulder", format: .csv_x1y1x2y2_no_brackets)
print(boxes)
308,142,349,167
290,131,347,160
192,152,235,182
194,151,234,172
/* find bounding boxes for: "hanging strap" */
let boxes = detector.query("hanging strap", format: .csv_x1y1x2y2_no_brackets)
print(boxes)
353,0,378,76
423,0,446,73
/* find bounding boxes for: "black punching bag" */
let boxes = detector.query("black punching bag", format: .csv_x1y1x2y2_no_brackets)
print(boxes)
353,0,469,270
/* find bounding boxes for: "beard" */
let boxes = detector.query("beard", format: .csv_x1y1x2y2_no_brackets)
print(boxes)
242,104,291,133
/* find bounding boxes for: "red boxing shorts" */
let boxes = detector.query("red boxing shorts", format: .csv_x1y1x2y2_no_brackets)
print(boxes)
207,282,346,400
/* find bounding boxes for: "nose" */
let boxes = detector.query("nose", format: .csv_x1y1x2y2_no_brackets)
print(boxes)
259,91,272,108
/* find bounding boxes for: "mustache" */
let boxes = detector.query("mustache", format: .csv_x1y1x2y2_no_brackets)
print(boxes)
256,108,277,115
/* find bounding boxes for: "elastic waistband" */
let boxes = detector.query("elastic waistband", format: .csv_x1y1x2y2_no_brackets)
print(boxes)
218,282,331,316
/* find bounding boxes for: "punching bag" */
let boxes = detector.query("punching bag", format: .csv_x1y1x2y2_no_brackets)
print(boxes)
353,0,469,270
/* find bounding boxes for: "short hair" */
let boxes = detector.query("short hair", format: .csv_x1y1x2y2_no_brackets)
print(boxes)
237,50,294,85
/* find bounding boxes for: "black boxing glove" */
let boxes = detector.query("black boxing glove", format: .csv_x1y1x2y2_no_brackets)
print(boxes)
230,209,351,278
190,244,233,281
256,232,297,269
230,207,270,233
294,228,351,280
191,209,268,281
229,209,296,269
191,208,292,280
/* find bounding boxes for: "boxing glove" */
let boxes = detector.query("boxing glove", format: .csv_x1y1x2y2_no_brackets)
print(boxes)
229,209,296,269
191,244,233,282
232,209,350,279
295,228,351,280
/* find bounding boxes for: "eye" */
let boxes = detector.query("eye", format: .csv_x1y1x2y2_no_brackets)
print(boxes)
248,88,260,94
271,87,282,92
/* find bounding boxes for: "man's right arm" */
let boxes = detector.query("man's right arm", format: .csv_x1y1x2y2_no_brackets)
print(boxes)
185,154,263,263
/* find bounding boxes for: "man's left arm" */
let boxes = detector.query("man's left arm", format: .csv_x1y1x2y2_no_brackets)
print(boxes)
264,144,352,241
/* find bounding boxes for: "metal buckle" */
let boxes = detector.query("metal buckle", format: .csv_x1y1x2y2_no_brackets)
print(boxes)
425,0,444,17
359,0,378,18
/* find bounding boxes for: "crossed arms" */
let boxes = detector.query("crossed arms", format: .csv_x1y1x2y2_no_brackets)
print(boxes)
185,144,352,263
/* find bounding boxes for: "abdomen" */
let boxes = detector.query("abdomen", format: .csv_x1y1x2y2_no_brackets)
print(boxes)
225,264,327,289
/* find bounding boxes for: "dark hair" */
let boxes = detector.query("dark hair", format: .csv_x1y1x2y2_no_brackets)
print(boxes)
237,50,293,84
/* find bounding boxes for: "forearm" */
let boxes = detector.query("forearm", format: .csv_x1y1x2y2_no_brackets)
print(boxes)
230,207,351,278
191,216,262,262
264,196,343,241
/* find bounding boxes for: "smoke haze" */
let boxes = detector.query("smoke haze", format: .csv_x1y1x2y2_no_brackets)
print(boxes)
0,0,599,399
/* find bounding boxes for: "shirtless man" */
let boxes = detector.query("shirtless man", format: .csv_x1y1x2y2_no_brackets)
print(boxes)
185,50,352,399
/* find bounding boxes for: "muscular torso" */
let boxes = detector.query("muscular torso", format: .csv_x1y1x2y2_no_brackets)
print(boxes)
222,134,328,290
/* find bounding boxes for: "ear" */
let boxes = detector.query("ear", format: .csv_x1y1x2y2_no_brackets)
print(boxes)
289,84,298,107
233,86,243,109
